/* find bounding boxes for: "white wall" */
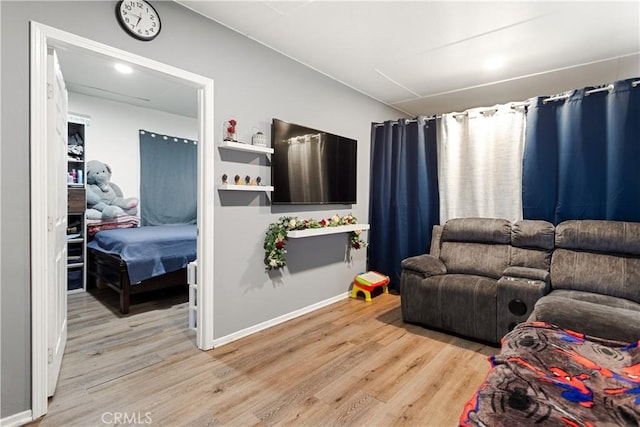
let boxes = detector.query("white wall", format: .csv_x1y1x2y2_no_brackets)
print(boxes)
68,92,197,202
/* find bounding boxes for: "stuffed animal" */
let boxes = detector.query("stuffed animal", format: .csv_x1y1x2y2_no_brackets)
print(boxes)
85,160,138,220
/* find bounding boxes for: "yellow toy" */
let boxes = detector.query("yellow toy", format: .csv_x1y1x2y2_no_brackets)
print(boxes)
351,271,390,302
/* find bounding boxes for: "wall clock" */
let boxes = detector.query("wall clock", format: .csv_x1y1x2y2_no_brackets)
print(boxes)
116,0,161,41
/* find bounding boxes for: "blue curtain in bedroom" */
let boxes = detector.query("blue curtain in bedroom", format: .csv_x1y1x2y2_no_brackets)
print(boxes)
522,78,640,224
368,117,439,291
139,130,197,226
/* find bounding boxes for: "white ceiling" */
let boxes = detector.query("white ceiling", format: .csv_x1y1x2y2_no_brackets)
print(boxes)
56,1,640,118
179,0,640,116
56,47,198,118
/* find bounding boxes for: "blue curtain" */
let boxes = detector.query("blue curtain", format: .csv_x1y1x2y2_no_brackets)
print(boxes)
523,78,640,224
368,117,439,290
139,130,197,226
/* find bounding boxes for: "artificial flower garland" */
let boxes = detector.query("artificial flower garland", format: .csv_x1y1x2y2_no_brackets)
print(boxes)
264,213,367,270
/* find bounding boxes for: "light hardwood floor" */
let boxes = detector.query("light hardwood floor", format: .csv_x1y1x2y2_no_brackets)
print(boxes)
30,288,496,427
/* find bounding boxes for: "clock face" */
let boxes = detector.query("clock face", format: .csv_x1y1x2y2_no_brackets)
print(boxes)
116,0,161,41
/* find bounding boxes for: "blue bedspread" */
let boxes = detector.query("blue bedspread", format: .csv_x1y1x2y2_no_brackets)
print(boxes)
87,224,197,284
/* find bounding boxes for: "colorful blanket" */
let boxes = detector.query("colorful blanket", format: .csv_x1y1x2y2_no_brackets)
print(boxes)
460,322,640,426
87,214,140,236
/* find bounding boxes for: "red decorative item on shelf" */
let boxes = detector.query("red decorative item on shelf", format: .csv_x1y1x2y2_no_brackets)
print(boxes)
224,118,238,142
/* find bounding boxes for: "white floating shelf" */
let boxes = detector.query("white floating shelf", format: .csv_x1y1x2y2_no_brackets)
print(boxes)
218,184,274,192
288,224,370,238
219,140,274,154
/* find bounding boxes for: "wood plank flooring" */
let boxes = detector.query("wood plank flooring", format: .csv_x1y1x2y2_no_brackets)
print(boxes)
29,288,497,427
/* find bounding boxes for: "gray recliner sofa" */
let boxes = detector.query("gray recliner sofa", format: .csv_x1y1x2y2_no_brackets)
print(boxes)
529,220,640,343
400,217,554,344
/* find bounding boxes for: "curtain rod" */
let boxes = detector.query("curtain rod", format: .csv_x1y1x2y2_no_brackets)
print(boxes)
585,84,614,96
372,116,438,127
543,93,571,104
375,79,639,125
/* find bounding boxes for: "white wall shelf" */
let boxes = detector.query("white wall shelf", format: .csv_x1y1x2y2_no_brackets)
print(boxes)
287,224,370,239
219,140,273,154
218,184,274,192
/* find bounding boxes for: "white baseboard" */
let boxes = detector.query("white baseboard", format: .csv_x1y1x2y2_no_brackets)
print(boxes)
0,410,33,427
212,292,349,348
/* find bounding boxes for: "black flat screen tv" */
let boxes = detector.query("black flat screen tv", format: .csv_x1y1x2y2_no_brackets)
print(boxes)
271,118,357,205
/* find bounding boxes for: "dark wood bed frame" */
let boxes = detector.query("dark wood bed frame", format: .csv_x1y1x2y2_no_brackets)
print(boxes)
87,247,187,314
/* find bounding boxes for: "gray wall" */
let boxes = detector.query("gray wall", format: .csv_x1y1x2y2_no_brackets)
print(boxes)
0,0,401,417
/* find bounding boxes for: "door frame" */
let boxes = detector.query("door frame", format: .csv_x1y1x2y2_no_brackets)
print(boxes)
30,21,215,419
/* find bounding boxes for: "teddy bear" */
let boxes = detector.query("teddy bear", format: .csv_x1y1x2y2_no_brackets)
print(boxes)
85,160,139,220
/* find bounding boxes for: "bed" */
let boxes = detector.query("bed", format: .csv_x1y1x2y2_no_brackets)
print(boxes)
87,224,197,314
460,322,640,426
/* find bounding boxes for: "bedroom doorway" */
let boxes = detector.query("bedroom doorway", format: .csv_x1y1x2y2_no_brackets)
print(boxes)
30,22,215,419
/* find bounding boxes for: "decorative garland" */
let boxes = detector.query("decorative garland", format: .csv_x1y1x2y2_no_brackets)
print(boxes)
264,213,367,270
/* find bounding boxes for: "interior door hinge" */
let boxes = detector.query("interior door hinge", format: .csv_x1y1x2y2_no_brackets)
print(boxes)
48,348,53,364
47,83,54,100
47,216,54,232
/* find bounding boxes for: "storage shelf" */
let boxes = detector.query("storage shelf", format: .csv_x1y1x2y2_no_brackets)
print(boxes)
68,262,84,268
67,237,84,244
219,140,273,154
218,184,274,192
287,224,370,238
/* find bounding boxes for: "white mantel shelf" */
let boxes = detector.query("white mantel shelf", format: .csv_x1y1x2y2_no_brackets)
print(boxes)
219,140,274,154
218,184,274,192
288,224,370,238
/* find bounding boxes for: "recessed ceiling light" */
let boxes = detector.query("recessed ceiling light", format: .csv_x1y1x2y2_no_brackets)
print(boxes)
484,56,506,71
114,63,133,74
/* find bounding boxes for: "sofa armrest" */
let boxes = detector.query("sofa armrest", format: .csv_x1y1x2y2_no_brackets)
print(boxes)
401,254,446,278
503,266,550,283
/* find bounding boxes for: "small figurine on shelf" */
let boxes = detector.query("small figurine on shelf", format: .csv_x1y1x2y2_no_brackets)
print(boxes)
245,175,251,185
224,118,238,142
234,174,242,185
221,174,228,184
252,131,267,147
256,176,262,186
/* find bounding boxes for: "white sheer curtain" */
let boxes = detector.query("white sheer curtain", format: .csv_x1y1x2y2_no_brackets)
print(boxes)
437,104,526,222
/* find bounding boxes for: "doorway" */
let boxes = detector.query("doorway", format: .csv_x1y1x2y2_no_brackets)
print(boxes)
30,22,215,419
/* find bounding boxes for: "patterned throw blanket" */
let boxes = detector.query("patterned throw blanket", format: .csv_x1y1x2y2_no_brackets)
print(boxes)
460,322,640,426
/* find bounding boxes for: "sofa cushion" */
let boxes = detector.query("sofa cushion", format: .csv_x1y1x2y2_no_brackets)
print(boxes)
401,273,498,343
429,225,444,258
551,248,640,303
546,289,640,311
511,220,555,250
509,220,554,270
532,293,640,342
556,220,640,256
442,218,511,244
510,247,551,270
440,242,510,280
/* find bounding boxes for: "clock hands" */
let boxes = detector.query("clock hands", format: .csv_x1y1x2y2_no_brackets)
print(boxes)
129,12,142,28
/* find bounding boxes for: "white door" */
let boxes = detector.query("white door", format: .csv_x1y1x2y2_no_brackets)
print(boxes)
46,47,69,397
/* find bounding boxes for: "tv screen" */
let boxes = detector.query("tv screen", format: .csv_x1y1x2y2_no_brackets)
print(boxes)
271,118,357,205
